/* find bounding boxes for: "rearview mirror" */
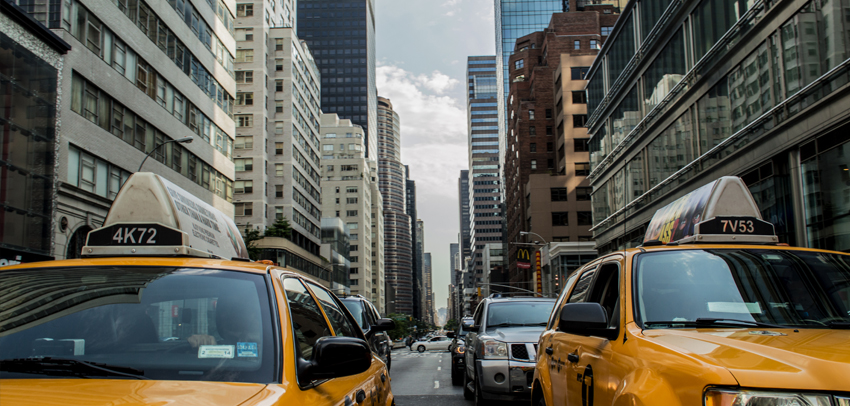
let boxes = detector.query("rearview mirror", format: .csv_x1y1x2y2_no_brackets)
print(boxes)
558,303,617,340
372,318,395,332
297,337,372,382
461,319,474,329
446,332,455,338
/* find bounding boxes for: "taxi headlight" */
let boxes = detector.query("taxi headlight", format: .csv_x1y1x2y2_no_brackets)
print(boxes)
705,388,832,406
481,340,507,359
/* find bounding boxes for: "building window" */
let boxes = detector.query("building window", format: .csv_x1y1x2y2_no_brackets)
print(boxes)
275,38,283,50
346,186,358,193
551,187,568,201
275,206,284,220
235,158,253,171
514,59,524,69
275,142,283,155
576,187,592,200
601,26,613,36
531,160,537,170
235,49,253,62
575,138,589,151
528,109,535,120
575,162,590,176
546,126,553,136
547,142,554,152
236,92,253,105
347,197,358,204
530,143,537,152
590,40,599,49
573,114,587,127
275,80,283,92
235,70,253,83
529,126,536,136
236,114,253,127
236,4,253,16
236,27,253,41
235,202,253,216
275,101,284,113
571,67,589,80
577,211,593,226
275,184,284,197
275,59,283,71
346,210,358,217
350,245,359,252
574,40,580,49
234,180,253,194
235,136,253,149
572,91,587,104
552,212,569,226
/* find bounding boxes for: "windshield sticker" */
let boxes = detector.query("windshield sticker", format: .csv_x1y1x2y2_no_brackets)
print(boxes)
749,330,787,336
198,345,235,358
237,342,258,357
707,302,763,314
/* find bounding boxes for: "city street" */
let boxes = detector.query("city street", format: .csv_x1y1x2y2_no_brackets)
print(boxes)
390,348,521,406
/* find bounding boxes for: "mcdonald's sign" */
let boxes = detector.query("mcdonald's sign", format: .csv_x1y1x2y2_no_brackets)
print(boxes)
517,248,531,269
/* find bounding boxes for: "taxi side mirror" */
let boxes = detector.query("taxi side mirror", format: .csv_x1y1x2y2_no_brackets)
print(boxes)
372,318,395,332
558,303,617,340
446,332,455,338
298,337,372,382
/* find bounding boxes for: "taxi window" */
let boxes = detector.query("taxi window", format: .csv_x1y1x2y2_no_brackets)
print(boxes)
0,267,276,383
567,267,597,303
283,278,331,361
547,271,582,330
341,299,369,330
306,282,358,338
636,249,850,328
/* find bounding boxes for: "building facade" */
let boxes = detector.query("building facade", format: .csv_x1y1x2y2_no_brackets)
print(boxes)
586,0,850,255
505,9,616,285
23,0,239,260
466,56,504,291
319,113,383,304
297,0,377,162
423,251,433,324
377,96,413,314
369,160,386,313
0,1,70,266
458,169,471,261
408,169,421,319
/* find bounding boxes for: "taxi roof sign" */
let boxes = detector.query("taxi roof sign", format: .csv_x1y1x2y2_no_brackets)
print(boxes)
643,176,778,245
83,173,249,260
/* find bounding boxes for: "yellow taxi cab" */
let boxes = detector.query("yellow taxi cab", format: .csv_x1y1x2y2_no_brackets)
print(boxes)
532,176,850,406
0,173,395,406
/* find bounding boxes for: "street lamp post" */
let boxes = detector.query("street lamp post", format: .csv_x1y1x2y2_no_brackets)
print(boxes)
520,231,550,297
137,136,194,172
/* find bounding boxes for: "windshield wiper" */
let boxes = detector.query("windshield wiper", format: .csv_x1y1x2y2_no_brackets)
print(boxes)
644,318,787,329
826,321,850,329
0,357,148,380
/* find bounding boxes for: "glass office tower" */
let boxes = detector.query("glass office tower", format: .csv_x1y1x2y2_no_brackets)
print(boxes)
297,0,377,162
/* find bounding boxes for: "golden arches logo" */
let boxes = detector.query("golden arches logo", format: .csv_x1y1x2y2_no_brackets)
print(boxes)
517,249,530,261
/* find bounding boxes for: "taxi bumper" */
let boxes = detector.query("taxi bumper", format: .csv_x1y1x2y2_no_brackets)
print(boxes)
477,359,535,399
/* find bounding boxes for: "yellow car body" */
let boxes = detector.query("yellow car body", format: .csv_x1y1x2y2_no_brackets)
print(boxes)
0,257,394,406
532,244,850,406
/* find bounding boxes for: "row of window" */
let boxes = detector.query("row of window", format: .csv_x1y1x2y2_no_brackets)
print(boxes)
550,187,593,201
70,74,233,202
292,188,321,220
66,145,131,200
68,1,233,158
551,211,593,227
106,0,235,113
158,0,235,73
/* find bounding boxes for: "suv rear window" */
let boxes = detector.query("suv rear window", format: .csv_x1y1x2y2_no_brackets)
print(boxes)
487,302,555,327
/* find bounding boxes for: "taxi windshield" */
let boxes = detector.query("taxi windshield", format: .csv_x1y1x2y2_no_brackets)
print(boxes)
636,249,850,329
0,267,276,383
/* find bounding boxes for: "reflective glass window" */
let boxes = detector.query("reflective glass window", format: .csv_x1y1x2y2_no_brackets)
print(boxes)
648,112,694,186
643,28,686,113
612,86,641,147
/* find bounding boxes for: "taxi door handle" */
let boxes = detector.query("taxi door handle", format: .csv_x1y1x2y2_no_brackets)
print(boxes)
545,346,553,355
567,352,579,363
355,389,366,404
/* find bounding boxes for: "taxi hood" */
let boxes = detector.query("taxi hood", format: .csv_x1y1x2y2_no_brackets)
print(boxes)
0,379,270,406
645,328,850,390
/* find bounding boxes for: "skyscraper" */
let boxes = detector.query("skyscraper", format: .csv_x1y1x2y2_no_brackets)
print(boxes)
458,170,471,261
407,167,421,318
297,0,377,162
234,1,323,256
466,56,503,289
377,96,413,314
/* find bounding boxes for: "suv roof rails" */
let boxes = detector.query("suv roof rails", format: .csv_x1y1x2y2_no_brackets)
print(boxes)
488,292,549,298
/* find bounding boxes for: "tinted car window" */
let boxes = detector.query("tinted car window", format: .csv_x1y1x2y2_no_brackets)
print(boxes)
283,278,331,361
486,302,555,327
307,283,358,338
0,267,275,383
636,249,850,327
341,300,369,329
568,268,597,303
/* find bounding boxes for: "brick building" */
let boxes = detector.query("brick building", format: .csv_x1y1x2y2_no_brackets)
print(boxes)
504,8,618,287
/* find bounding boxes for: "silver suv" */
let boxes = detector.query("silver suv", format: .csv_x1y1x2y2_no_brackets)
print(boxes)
463,296,556,405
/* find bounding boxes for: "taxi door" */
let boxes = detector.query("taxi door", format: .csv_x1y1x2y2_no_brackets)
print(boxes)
552,260,623,406
279,276,390,406
541,270,587,406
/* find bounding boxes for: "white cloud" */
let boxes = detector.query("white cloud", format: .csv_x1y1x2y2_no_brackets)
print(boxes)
377,63,469,275
442,0,461,6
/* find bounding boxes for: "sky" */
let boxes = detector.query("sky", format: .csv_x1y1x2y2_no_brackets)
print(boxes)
375,0,495,319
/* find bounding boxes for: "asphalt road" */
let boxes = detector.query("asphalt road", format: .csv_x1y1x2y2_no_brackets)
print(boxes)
389,347,525,406
389,347,468,406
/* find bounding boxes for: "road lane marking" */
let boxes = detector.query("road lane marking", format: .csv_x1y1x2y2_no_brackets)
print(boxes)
438,367,441,371
434,380,439,389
